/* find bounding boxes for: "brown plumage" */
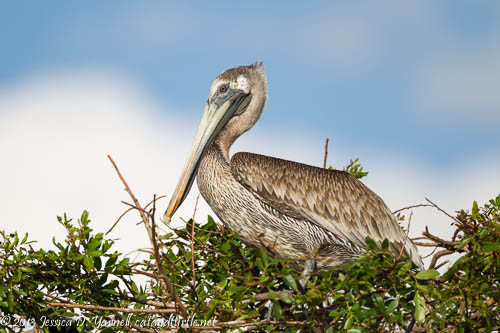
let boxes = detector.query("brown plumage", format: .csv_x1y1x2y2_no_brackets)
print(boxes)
166,63,423,269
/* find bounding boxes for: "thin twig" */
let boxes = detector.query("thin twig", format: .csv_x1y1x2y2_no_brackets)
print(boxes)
144,195,167,210
413,242,440,247
434,259,450,270
398,211,413,260
106,207,134,235
423,246,439,259
422,226,460,249
241,291,294,305
425,197,461,224
121,201,151,217
125,248,154,256
107,155,154,244
429,249,454,269
132,269,162,279
151,208,189,318
191,194,200,288
107,155,189,318
393,204,433,215
48,302,176,314
323,138,329,169
117,293,176,308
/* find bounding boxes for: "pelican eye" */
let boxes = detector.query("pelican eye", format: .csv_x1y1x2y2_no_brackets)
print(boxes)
218,84,229,94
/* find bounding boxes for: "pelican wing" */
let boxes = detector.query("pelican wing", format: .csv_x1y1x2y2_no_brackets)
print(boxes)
231,152,421,263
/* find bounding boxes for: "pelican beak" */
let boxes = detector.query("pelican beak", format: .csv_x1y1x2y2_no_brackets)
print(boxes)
164,91,250,220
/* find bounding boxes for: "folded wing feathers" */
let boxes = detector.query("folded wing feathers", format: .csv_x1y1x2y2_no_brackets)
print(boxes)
231,152,413,256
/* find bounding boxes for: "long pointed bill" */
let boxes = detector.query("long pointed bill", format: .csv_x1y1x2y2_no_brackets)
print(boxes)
164,92,249,220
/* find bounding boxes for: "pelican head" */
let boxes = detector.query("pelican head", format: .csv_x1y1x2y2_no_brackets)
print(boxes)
165,63,268,219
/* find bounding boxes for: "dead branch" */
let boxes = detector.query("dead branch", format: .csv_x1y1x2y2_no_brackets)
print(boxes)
106,206,134,235
425,197,461,224
118,293,176,308
48,302,176,314
241,291,295,305
323,137,329,169
108,155,189,318
107,155,154,244
429,249,454,269
434,259,450,270
393,204,433,215
151,207,189,318
422,226,461,250
413,242,440,247
191,194,200,288
422,246,439,259
398,211,413,260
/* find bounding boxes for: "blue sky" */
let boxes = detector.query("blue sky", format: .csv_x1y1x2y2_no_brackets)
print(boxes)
2,1,499,164
1,2,499,263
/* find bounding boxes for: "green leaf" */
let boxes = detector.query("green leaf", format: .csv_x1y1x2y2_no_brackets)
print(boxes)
344,314,354,329
7,289,13,312
282,273,298,292
20,267,35,274
221,241,231,253
387,299,399,312
83,256,94,271
21,233,29,244
415,269,440,280
414,292,426,322
278,292,293,304
272,302,283,320
260,248,269,267
217,279,228,290
105,255,118,272
482,242,500,253
472,200,479,216
94,256,102,271
365,237,378,250
101,289,118,295
381,238,389,251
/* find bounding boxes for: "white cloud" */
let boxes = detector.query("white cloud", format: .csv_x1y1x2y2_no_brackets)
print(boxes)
0,70,212,256
1,71,498,269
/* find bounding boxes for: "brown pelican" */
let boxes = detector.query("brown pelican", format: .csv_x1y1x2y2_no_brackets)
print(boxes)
164,63,423,273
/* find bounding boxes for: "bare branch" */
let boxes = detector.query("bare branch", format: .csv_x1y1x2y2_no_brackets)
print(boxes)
108,155,189,318
398,211,413,260
429,249,454,269
393,204,433,215
425,197,461,224
117,293,176,308
422,226,460,250
241,291,294,305
106,207,134,235
323,137,329,169
434,259,450,270
107,155,154,244
413,242,440,247
48,302,176,314
151,208,190,318
191,194,200,288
